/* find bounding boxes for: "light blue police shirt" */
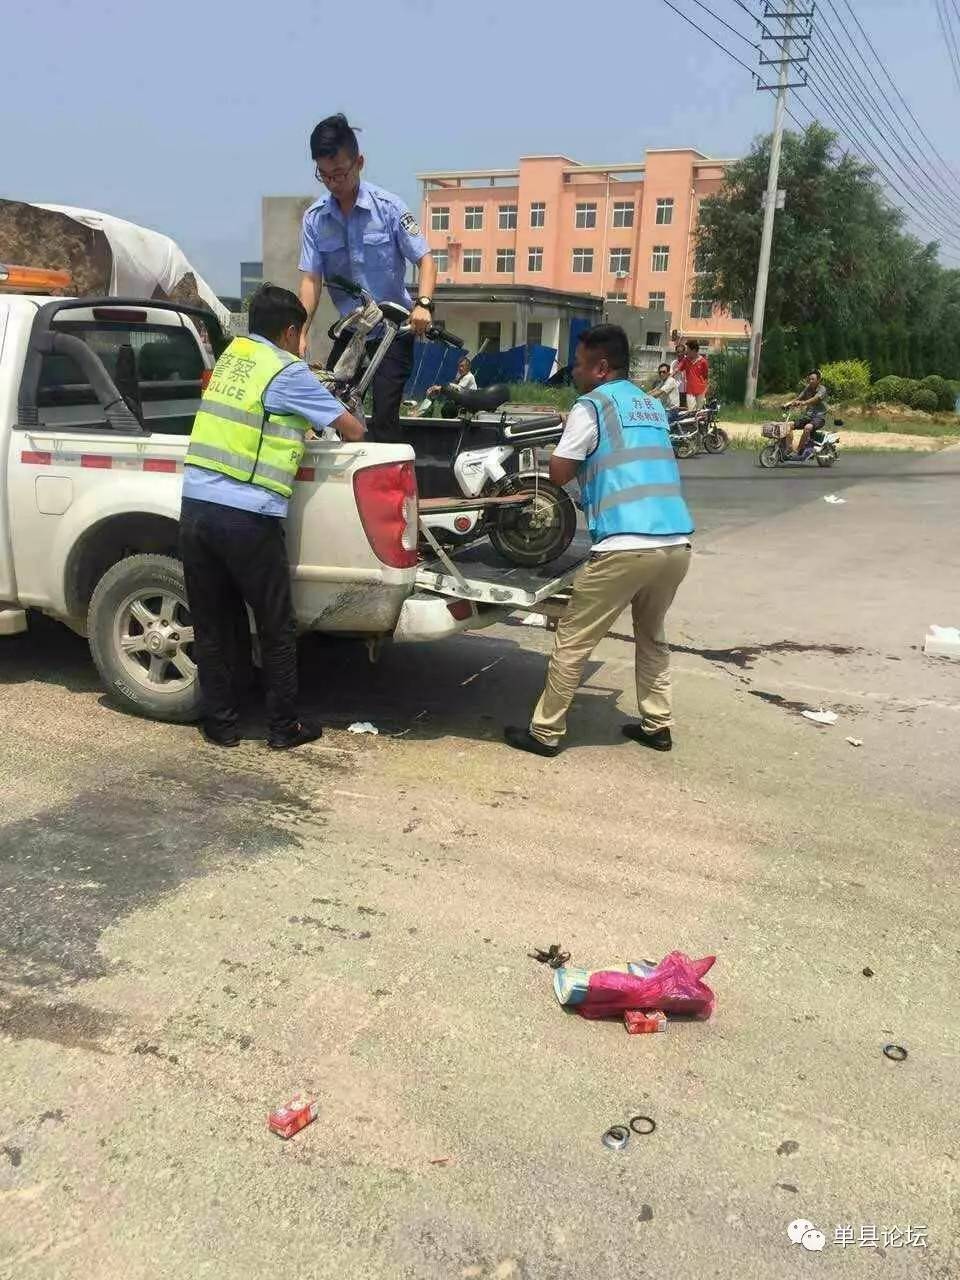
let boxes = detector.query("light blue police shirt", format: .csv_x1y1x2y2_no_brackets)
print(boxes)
299,179,430,318
181,334,346,518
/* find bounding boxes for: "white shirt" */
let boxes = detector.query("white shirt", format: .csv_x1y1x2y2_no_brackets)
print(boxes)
653,374,681,410
455,371,478,391
670,358,687,394
554,401,693,553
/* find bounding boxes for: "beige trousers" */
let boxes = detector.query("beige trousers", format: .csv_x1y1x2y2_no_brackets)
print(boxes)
529,545,692,747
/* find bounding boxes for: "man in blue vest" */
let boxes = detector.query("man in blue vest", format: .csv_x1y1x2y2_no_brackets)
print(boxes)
505,324,694,757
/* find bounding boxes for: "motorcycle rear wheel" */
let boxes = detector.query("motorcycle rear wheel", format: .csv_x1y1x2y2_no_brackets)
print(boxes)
703,427,729,454
488,476,577,567
758,444,780,469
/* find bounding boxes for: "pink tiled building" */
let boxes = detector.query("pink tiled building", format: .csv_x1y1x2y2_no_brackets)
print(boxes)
418,150,747,348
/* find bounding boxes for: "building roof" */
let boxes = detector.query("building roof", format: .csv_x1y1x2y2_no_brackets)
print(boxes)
418,149,731,184
433,282,603,313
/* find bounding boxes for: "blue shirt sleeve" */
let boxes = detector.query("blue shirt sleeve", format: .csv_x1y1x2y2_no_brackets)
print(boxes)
263,361,346,429
299,209,324,275
390,200,430,266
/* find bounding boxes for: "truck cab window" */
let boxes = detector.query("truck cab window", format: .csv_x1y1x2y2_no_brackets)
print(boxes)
35,322,205,435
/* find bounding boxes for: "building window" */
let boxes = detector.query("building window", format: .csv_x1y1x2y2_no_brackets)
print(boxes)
606,291,627,302
462,249,482,273
575,202,597,229
526,321,543,347
477,320,501,352
690,297,715,319
464,205,484,231
609,248,631,275
612,201,634,228
496,248,516,273
528,246,543,272
651,245,670,272
498,204,517,230
572,248,594,273
431,206,450,232
648,291,666,311
433,250,449,273
655,198,674,225
645,331,662,347
530,201,546,228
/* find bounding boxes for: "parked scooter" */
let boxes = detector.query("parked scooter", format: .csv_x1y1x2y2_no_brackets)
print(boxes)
669,398,729,458
314,278,577,566
757,406,842,469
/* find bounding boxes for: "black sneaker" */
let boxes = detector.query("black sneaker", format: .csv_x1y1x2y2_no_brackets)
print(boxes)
267,720,323,751
622,724,672,752
202,722,240,749
504,726,560,758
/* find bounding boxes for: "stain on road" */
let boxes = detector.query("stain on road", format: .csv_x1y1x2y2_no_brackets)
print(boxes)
0,764,316,989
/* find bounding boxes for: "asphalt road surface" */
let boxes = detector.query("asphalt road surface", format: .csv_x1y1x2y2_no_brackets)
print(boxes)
1,446,957,1279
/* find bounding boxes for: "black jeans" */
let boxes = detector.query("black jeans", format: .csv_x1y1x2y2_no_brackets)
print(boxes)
179,498,299,735
329,327,414,440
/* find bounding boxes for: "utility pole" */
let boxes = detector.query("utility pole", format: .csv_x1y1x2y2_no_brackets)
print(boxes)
745,0,812,406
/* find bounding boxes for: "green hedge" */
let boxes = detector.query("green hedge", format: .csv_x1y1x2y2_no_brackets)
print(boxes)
820,360,870,403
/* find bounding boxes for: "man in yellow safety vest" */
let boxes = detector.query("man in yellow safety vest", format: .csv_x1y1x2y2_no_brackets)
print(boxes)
181,283,364,749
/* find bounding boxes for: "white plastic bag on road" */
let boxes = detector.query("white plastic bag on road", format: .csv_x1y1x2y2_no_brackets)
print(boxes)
801,708,839,725
347,721,379,735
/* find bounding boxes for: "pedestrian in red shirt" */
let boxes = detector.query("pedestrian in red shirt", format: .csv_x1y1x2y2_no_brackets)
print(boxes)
680,339,709,410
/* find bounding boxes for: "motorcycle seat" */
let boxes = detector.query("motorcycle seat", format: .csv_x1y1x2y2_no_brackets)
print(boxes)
445,383,510,413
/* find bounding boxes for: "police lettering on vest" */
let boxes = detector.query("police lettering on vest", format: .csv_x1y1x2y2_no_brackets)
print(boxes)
186,337,310,500
577,380,695,542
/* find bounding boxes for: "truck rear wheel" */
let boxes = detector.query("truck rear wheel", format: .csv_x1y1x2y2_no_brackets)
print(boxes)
88,554,200,722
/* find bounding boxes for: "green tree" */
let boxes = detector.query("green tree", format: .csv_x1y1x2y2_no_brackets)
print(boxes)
695,122,960,390
759,326,789,394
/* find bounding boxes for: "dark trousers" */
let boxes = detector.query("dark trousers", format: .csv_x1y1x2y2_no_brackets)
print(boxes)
329,327,415,440
179,497,299,735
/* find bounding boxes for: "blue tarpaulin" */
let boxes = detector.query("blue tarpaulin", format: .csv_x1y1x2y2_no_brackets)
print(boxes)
404,339,560,398
404,341,464,398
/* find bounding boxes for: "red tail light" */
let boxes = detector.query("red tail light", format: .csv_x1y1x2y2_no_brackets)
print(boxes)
200,369,212,390
353,461,418,568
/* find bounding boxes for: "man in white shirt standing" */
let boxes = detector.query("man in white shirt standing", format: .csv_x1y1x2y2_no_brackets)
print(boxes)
505,325,694,758
651,361,681,420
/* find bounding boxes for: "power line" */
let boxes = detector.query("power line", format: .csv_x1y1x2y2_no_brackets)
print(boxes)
805,38,960,235
796,79,960,255
658,0,759,74
935,0,960,94
817,1,960,212
836,0,960,188
683,0,759,49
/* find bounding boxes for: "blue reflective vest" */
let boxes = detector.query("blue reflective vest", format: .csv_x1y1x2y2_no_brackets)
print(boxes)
577,379,694,542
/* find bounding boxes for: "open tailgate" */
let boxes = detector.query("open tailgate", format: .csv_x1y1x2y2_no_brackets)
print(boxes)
415,532,591,608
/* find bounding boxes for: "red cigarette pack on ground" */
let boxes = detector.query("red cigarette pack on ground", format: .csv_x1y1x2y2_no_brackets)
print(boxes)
268,1095,319,1139
624,1009,667,1035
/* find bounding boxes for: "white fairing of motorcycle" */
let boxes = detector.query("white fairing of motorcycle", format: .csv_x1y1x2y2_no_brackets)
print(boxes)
453,446,514,498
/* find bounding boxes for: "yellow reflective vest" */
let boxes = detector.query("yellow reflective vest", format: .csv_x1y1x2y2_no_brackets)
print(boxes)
186,337,310,499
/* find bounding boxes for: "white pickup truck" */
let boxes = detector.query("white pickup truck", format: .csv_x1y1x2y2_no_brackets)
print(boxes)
0,289,586,721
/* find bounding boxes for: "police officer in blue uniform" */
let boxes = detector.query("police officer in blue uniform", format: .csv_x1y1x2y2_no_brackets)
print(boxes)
298,113,436,439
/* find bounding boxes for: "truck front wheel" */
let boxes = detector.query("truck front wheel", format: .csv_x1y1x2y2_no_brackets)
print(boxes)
88,554,201,722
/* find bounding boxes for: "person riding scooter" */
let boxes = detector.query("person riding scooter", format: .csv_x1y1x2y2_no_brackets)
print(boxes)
785,369,829,459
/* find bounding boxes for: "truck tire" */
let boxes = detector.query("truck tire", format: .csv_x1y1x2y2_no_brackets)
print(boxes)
88,554,200,722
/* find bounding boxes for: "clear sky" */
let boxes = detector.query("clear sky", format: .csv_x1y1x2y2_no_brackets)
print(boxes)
3,0,959,293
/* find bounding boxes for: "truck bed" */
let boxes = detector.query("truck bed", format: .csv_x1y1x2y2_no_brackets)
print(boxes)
415,532,591,608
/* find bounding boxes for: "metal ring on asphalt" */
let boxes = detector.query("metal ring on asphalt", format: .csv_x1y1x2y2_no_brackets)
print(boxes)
882,1043,908,1062
629,1115,657,1135
601,1125,630,1151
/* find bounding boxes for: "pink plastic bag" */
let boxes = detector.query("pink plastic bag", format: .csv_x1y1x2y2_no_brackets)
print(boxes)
556,951,716,1020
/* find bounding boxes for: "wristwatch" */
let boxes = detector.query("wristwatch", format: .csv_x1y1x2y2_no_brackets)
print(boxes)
415,295,435,313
